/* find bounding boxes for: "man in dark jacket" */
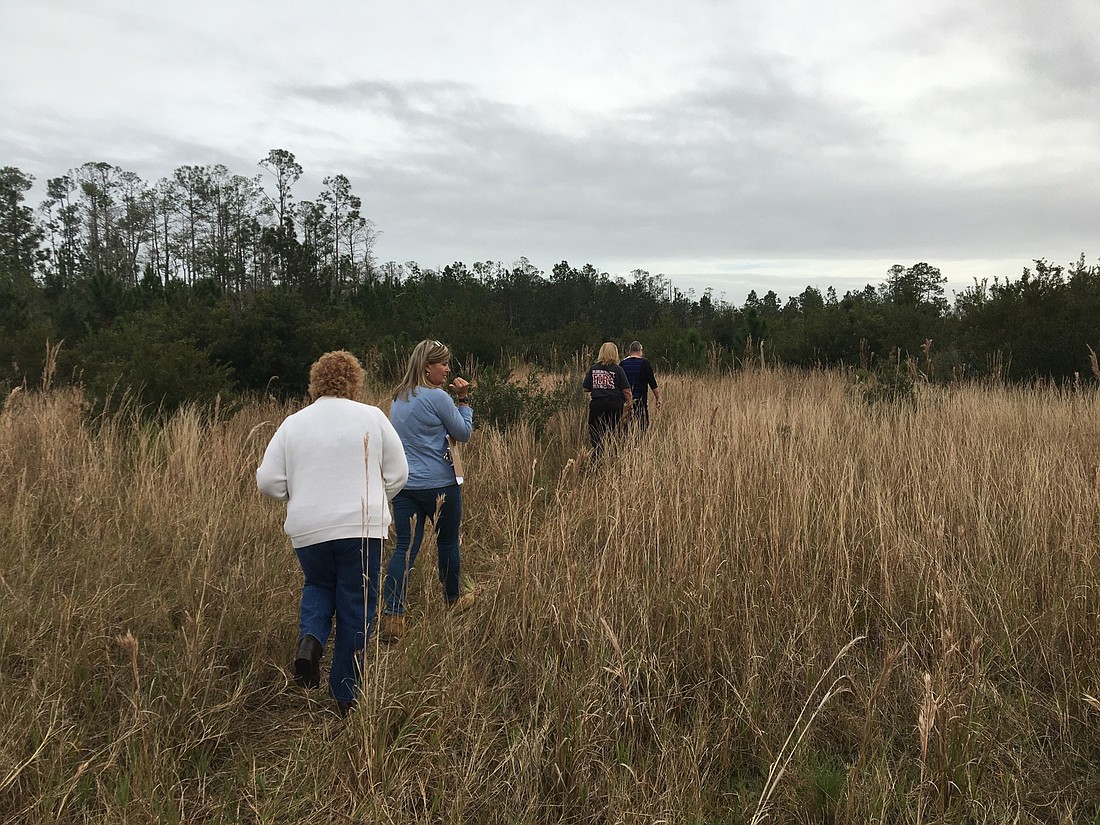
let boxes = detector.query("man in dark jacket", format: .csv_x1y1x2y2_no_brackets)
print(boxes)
619,341,661,432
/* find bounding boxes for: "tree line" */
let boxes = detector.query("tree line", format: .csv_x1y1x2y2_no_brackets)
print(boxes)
2,152,1098,410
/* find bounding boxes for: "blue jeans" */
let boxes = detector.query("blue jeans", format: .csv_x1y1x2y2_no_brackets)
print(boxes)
383,485,462,615
295,537,383,704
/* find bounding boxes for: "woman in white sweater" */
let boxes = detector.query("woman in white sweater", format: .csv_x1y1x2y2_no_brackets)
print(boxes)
256,350,408,715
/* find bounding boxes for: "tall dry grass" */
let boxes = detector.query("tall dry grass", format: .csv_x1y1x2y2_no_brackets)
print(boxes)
1,369,1099,823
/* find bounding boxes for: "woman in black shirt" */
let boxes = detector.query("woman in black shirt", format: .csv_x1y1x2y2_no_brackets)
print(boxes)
582,341,633,461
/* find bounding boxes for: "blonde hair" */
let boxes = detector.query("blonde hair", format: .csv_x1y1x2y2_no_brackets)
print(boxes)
393,339,451,402
597,341,620,366
308,350,363,400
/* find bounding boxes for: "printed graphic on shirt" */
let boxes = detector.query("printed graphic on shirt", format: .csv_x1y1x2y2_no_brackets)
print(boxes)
591,369,617,390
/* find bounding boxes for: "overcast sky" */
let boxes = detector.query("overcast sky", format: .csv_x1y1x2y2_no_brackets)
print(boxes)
2,0,1098,303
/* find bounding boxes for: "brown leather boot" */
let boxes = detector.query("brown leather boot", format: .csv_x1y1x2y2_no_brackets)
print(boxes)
379,614,406,645
447,592,476,613
293,634,322,689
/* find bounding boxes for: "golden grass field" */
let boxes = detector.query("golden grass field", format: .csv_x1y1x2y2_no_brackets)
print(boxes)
1,368,1099,823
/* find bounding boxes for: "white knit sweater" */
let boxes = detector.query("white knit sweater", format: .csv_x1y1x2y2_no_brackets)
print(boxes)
256,396,409,547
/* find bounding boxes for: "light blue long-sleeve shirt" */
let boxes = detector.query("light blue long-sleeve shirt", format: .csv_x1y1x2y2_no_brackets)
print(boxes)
389,387,473,490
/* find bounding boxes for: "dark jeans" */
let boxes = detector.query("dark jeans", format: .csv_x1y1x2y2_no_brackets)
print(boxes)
631,399,651,432
588,396,623,460
295,537,383,703
383,484,463,615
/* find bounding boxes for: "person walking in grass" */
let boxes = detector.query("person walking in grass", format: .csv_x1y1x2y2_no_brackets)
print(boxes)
256,350,408,717
582,341,633,461
380,340,476,645
620,340,661,432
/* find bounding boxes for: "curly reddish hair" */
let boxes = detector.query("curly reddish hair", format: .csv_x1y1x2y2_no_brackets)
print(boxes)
308,350,363,400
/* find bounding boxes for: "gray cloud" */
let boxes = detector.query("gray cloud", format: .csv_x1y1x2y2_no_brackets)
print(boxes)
0,106,259,192
4,0,1097,301
281,65,1098,277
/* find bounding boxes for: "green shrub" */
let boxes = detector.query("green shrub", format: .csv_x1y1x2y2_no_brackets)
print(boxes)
472,366,580,435
851,356,917,411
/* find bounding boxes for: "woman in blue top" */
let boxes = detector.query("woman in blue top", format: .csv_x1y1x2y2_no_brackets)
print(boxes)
381,340,475,644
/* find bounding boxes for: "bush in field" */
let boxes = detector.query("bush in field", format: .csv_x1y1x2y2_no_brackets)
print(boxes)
70,309,235,411
851,354,918,410
470,366,581,435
